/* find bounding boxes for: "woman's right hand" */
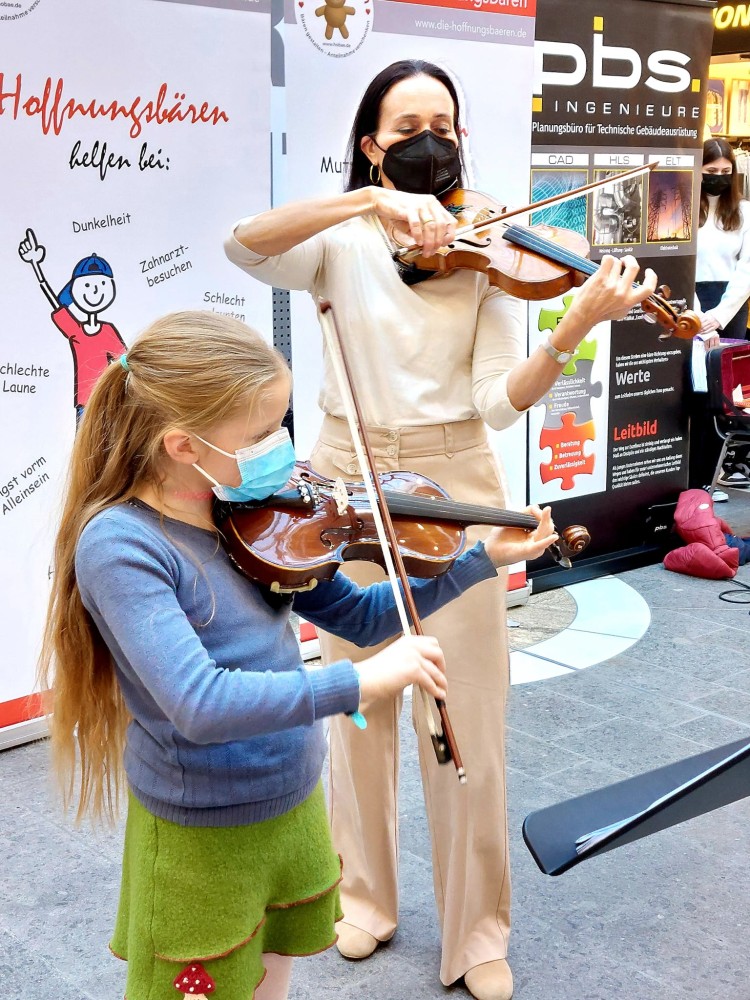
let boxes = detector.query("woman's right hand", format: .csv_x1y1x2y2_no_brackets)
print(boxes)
369,187,457,257
355,634,447,714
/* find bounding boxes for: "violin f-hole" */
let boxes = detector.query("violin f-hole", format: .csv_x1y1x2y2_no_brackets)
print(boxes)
455,234,492,249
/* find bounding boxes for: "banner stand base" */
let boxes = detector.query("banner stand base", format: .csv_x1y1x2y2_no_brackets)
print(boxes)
507,583,531,609
529,544,665,594
0,717,48,752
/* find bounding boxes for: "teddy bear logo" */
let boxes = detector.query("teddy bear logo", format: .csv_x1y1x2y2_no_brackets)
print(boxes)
315,0,355,39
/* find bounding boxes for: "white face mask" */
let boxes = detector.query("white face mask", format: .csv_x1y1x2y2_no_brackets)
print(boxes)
192,427,296,502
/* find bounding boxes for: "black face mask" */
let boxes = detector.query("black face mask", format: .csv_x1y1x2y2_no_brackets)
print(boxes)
377,130,461,196
702,173,733,197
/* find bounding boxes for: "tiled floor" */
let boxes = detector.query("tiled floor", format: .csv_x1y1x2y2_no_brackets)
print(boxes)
4,490,750,999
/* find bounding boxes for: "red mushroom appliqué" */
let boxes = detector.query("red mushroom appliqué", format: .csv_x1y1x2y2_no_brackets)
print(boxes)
173,962,216,997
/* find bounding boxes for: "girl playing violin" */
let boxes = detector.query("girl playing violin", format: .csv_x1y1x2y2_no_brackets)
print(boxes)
39,310,557,1000
225,60,657,1000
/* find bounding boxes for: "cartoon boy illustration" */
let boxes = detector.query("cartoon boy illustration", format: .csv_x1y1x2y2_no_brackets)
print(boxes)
18,228,126,424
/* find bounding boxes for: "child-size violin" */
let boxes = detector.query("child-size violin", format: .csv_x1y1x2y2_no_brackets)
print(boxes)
215,461,590,594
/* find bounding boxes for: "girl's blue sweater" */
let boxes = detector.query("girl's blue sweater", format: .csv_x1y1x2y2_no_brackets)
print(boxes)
75,500,497,826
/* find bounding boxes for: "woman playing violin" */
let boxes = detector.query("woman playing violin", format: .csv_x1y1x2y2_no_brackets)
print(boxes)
225,59,657,1000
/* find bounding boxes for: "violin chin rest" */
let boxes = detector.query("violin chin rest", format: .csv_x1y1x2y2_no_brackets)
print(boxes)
269,578,319,594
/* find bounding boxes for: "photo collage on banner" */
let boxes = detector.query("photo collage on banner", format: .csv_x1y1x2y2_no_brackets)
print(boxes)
529,0,714,575
280,0,537,593
0,0,271,744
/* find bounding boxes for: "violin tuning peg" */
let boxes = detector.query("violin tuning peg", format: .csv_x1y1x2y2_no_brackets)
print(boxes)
657,284,672,299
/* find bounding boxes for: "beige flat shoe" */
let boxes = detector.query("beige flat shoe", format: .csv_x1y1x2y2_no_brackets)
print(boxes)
464,959,514,1000
335,922,381,960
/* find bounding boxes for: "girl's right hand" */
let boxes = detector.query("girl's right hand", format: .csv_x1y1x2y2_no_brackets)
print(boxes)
355,634,447,714
369,187,457,257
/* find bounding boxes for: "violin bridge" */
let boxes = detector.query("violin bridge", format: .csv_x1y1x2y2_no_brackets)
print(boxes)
331,477,350,517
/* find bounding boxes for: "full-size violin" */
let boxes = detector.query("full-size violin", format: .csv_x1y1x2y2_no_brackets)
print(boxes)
215,461,590,594
393,165,701,341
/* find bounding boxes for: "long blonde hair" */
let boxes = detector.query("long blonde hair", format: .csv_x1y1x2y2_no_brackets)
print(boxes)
38,310,289,823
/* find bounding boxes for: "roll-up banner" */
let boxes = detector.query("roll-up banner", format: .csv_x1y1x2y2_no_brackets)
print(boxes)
0,0,271,748
527,0,715,588
281,0,537,596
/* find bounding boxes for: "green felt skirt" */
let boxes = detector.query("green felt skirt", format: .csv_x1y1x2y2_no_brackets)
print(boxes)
111,783,343,1000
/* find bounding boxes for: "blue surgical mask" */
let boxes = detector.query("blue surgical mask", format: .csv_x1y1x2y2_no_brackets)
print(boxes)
193,427,296,503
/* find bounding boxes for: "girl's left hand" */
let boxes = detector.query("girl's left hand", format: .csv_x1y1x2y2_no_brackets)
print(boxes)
483,505,558,568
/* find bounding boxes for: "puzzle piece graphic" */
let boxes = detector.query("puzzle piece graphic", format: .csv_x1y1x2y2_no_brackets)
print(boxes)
537,358,603,429
539,412,596,491
574,337,597,364
535,299,602,489
538,293,574,335
562,337,597,376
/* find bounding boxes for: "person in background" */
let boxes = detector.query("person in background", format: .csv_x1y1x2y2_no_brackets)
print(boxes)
693,139,750,494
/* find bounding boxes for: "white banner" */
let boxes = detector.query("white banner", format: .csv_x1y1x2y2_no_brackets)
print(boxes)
0,0,271,737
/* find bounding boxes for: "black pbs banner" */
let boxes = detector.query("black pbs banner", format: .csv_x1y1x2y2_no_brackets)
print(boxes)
527,0,715,586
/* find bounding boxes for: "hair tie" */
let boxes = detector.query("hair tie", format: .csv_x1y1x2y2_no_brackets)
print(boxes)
119,354,130,372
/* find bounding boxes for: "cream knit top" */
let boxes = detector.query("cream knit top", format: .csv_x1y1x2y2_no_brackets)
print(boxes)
225,214,526,431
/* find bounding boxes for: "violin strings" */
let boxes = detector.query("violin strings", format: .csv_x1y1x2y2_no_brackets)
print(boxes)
344,493,538,529
504,225,598,275
503,225,662,308
378,494,536,526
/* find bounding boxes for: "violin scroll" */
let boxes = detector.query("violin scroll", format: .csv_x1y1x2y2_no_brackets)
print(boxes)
673,311,703,339
559,524,591,557
546,524,590,570
641,287,701,341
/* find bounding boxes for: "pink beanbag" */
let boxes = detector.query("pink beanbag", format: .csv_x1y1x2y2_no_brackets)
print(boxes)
663,489,739,579
663,541,738,580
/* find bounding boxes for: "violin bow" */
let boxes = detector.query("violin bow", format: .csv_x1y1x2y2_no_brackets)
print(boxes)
394,161,658,260
317,299,467,784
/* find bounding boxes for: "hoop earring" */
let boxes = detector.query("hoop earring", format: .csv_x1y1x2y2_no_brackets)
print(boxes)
369,163,381,185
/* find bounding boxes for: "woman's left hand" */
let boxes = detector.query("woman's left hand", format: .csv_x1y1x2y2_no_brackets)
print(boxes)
563,255,658,335
483,505,558,568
